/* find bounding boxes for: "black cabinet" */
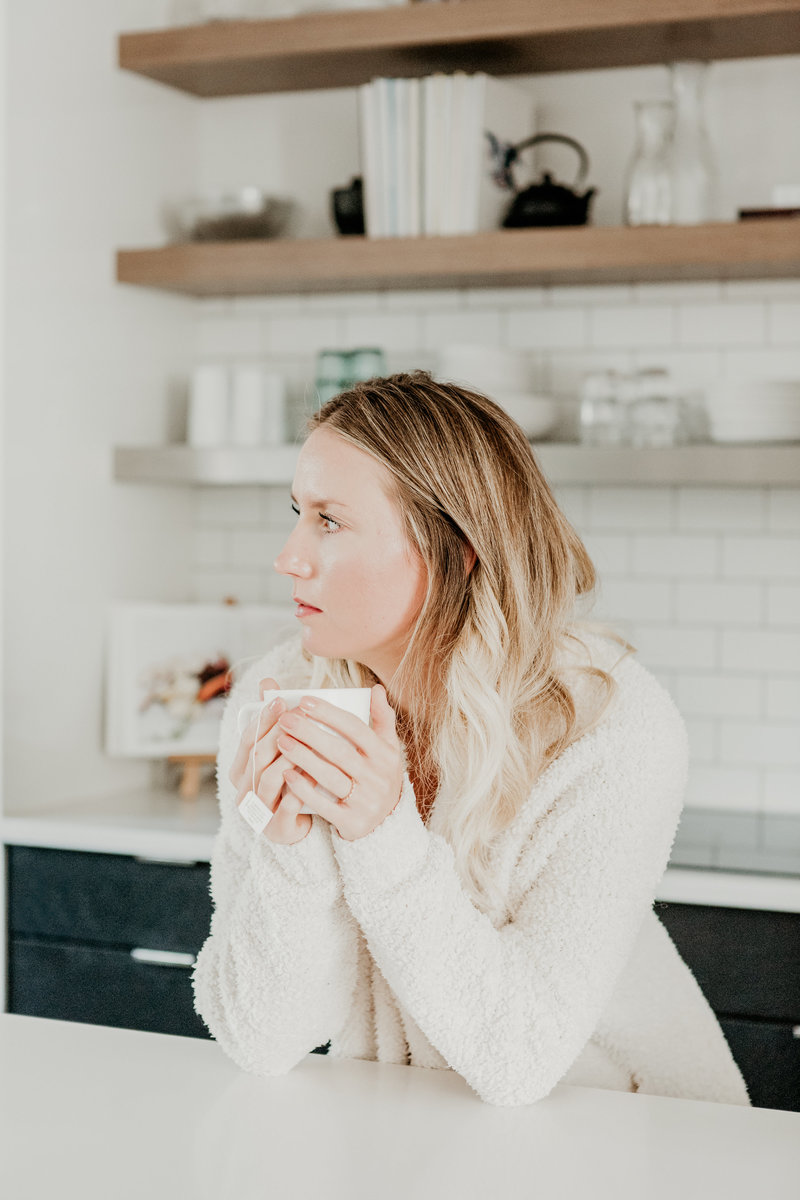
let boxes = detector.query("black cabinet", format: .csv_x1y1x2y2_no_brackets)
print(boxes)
656,901,800,1113
6,845,212,1040
5,843,330,1055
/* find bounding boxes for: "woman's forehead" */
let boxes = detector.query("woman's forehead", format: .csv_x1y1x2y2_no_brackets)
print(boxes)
295,427,395,511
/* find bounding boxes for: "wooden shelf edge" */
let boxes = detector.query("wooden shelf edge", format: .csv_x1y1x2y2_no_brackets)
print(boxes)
118,1,800,96
115,220,800,296
114,443,800,487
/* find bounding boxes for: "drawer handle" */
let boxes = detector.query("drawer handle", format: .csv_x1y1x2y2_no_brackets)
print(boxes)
133,856,200,867
130,948,197,968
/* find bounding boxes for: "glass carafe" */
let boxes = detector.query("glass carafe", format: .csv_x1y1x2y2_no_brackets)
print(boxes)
669,61,717,224
623,100,674,226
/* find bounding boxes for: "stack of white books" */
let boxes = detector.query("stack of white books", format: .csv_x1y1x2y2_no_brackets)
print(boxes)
358,72,535,237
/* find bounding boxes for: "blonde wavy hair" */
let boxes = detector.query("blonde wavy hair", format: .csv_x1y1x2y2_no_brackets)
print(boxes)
302,371,629,916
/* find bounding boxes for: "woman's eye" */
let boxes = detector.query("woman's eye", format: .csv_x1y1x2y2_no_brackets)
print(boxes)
290,502,340,534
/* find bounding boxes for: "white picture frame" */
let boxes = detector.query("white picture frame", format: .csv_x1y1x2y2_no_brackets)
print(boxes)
104,602,296,758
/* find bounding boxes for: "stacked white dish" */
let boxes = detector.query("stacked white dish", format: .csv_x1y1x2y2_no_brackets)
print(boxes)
707,379,800,442
436,344,558,439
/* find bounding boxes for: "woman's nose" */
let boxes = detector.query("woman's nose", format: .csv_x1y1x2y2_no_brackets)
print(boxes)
273,530,312,579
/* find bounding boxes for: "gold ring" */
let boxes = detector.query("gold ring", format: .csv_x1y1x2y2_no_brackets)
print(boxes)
342,775,355,802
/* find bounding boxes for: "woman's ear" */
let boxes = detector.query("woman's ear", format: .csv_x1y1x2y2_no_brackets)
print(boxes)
464,544,477,575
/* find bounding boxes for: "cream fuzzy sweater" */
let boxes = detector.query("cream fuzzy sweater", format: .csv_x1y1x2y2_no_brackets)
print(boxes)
192,631,750,1108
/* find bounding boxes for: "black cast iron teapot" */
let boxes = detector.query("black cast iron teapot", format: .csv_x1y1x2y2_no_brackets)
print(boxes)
491,132,597,228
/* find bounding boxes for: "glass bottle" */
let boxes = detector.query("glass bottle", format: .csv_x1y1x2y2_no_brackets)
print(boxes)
668,61,717,225
623,100,674,226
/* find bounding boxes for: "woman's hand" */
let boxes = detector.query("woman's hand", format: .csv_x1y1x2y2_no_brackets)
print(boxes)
228,676,313,846
275,686,405,842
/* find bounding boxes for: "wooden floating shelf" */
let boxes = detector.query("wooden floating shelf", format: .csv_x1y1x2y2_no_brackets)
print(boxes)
116,219,800,296
114,443,800,488
118,0,800,97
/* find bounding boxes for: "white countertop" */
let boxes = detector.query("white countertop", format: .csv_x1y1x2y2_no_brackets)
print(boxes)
0,1014,798,1200
4,787,800,911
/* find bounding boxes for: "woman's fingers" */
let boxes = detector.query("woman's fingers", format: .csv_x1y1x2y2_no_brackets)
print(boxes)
275,731,352,800
228,694,285,786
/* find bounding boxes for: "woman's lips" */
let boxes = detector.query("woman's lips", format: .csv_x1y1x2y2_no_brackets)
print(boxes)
294,600,322,617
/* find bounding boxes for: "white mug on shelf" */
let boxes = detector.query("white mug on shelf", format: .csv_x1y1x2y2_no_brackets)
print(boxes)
230,365,287,445
230,365,265,445
188,364,230,447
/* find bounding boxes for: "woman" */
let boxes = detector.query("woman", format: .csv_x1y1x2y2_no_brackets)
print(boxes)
192,371,749,1108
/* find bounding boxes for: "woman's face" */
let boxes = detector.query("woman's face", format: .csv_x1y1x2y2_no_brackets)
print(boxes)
273,426,428,686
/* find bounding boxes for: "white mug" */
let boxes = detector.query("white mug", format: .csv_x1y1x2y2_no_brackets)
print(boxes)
188,364,229,447
238,687,372,814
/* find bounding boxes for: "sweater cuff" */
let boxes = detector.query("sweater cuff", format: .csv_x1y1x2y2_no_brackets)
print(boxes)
248,814,340,896
331,774,430,892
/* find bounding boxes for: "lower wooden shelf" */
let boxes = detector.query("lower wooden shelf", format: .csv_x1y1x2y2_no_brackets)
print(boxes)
116,219,800,296
113,442,800,487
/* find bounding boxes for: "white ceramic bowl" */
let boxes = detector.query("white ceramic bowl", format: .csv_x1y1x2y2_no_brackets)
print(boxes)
494,393,558,439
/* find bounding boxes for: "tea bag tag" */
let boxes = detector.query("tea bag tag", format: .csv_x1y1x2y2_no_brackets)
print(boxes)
239,790,273,835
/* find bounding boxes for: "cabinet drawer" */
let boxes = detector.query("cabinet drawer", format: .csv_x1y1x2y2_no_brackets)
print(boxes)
720,1017,800,1113
7,845,212,951
656,902,800,1022
8,936,209,1039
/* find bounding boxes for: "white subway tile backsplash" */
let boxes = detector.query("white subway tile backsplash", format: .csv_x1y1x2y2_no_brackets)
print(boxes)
719,721,800,767
549,284,633,306
229,528,279,570
684,718,717,763
341,312,419,351
192,529,229,569
629,624,716,669
589,305,674,348
767,301,800,344
633,281,722,303
594,578,672,623
722,347,800,379
684,765,761,812
464,287,545,308
196,314,265,357
768,489,800,531
192,568,265,605
721,535,800,580
384,289,462,310
763,770,800,816
631,534,718,578
766,678,800,720
721,629,800,672
676,487,766,531
189,280,800,825
265,314,343,355
676,303,766,347
587,486,672,530
582,532,631,577
422,309,503,351
196,486,263,527
675,581,762,625
674,673,762,718
507,307,587,350
767,583,800,625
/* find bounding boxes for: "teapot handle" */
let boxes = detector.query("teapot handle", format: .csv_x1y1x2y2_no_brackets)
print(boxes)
505,133,590,190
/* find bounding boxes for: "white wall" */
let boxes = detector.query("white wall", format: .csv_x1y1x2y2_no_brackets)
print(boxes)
2,0,197,811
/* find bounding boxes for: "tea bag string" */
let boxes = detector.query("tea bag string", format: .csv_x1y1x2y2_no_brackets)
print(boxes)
252,700,267,800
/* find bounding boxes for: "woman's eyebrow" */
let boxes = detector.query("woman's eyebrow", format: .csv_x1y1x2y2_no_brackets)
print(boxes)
290,492,351,511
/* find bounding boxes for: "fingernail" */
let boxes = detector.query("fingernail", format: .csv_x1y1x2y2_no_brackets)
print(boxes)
269,698,284,713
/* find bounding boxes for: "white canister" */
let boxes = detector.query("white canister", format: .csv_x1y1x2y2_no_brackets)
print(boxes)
261,372,287,445
230,364,265,446
188,364,230,447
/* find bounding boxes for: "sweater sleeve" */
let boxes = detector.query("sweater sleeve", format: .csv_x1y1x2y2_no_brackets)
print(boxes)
191,640,361,1075
330,667,689,1106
